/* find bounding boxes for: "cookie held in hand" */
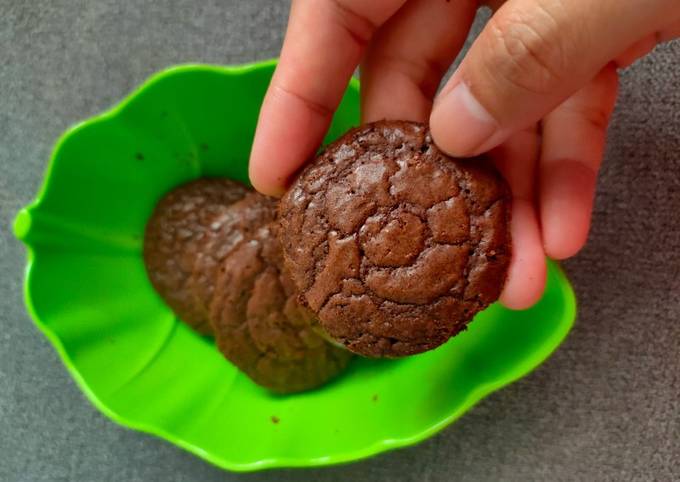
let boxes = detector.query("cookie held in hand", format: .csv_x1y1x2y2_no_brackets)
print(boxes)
279,121,512,358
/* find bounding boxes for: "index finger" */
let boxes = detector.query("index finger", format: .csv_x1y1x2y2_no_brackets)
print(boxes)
249,0,406,196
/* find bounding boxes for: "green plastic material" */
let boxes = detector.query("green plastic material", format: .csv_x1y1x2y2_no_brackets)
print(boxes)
14,60,576,472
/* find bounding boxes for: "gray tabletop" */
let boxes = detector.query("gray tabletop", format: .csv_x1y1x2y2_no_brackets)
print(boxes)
1,1,678,481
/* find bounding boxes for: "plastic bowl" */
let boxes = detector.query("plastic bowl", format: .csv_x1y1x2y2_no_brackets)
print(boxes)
13,60,576,471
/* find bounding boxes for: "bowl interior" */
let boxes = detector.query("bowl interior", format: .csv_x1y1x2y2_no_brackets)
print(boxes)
14,61,576,471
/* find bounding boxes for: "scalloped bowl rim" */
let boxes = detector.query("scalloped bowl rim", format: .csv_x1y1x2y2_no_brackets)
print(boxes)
14,60,577,472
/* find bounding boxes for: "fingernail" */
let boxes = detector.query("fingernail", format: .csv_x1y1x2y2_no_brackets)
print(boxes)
432,81,498,157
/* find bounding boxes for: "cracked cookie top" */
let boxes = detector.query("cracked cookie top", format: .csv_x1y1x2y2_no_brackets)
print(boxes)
143,178,249,334
208,192,353,393
188,191,278,328
279,121,512,358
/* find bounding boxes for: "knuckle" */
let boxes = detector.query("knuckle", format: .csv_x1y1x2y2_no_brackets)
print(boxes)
271,84,334,119
328,0,377,48
578,104,611,132
484,8,569,96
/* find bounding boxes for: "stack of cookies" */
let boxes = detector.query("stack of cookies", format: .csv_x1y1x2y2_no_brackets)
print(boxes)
144,180,351,394
143,121,512,393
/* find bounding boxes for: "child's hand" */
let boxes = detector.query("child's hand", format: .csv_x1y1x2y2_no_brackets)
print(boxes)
249,0,680,309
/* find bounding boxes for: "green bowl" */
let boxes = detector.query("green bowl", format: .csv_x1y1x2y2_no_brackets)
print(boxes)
13,60,576,471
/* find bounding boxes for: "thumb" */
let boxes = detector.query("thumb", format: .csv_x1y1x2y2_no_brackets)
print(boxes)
430,0,679,157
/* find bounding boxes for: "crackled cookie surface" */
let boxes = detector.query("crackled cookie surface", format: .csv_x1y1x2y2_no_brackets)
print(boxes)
279,121,512,357
143,178,248,334
209,193,352,393
188,191,278,325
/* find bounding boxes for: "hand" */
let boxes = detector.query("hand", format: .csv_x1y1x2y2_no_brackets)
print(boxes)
248,0,680,309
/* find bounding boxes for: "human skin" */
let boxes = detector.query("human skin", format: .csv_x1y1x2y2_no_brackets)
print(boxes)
248,0,680,309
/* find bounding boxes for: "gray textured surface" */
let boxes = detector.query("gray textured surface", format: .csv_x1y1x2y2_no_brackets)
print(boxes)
1,1,678,481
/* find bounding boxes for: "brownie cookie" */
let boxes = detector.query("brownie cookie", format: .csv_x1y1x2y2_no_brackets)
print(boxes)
209,193,352,394
279,120,512,358
143,178,248,334
188,191,278,323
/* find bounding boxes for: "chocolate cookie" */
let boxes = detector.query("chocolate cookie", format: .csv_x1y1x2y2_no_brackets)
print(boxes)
209,193,352,393
188,191,277,323
279,120,512,358
143,178,248,334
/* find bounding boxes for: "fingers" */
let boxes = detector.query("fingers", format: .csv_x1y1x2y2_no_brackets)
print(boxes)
614,34,658,68
480,0,505,11
616,19,680,67
489,126,547,310
657,18,680,41
249,0,406,195
501,200,547,309
360,0,477,123
539,64,619,260
430,0,678,157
